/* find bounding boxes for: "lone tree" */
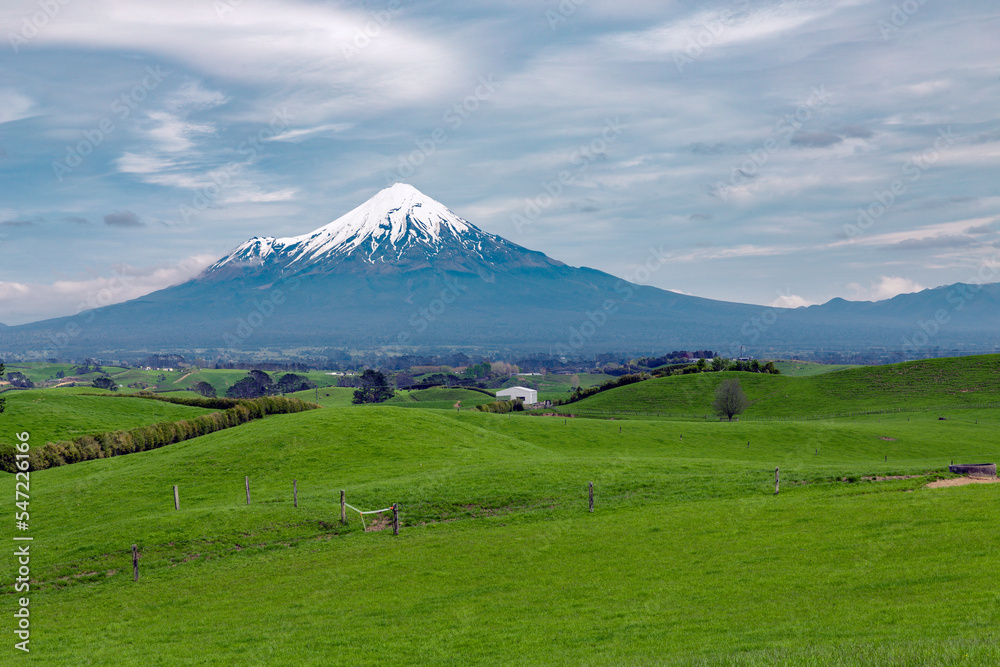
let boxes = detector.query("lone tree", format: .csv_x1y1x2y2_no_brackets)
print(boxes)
352,369,394,404
713,378,749,421
192,381,217,398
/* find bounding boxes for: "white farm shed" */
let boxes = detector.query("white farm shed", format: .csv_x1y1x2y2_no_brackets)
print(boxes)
496,386,538,404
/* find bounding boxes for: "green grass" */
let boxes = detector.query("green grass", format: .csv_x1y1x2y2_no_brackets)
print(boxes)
1,362,81,384
24,485,1000,665
7,365,346,395
287,386,357,407
386,387,497,411
505,372,613,402
4,356,1000,663
773,360,861,376
0,389,216,447
559,355,1000,419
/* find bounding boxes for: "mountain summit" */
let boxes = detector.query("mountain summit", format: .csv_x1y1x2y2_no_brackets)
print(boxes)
207,183,561,279
2,184,998,358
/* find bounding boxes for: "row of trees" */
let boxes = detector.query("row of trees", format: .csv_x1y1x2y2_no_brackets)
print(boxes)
653,357,780,377
1,395,317,472
86,370,317,399
224,371,316,399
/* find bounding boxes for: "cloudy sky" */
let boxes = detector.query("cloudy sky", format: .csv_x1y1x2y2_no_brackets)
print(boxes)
0,0,997,325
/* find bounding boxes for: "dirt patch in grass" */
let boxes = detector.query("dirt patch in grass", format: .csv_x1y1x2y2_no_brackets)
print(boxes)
926,476,1000,489
879,436,897,441
364,513,391,532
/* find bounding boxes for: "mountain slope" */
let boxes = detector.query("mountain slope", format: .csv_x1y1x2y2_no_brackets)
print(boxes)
1,184,999,359
205,183,562,280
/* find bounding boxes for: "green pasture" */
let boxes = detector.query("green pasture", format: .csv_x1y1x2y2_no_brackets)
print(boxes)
3,355,1000,663
558,355,1000,419
0,389,215,447
773,360,861,376
386,387,496,411
287,386,357,408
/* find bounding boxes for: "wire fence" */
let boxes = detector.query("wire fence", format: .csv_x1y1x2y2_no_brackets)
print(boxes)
563,403,1000,421
19,453,997,592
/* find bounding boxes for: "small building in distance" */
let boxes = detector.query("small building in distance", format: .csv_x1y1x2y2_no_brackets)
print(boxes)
497,386,538,405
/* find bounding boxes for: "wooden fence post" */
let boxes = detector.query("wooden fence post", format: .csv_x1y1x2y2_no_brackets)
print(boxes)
589,481,594,513
245,476,251,505
173,485,179,511
341,490,346,525
132,544,139,581
774,467,780,495
393,504,399,536
293,479,298,508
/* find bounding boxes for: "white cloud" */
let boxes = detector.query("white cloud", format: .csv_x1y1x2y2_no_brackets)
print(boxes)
605,3,834,59
769,293,814,308
165,80,229,113
0,91,34,124
116,152,181,175
145,111,216,153
270,124,353,142
847,275,925,302
838,217,996,249
671,244,803,262
0,254,216,325
32,0,459,117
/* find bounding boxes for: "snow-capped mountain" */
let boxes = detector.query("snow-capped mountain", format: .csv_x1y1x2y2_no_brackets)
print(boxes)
206,183,561,279
3,183,1000,358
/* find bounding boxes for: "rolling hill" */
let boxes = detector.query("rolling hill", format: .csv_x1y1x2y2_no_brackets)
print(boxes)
3,385,1000,662
556,354,1000,419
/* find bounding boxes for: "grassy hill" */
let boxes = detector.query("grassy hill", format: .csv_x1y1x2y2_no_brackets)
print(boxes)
386,387,496,410
0,389,216,447
3,393,1000,662
773,360,861,376
559,354,1000,419
287,385,357,407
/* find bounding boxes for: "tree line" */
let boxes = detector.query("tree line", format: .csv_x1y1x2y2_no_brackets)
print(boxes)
0,394,317,472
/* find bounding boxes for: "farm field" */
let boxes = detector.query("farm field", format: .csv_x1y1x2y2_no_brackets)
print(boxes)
504,372,615,402
555,354,1000,419
3,364,346,395
385,387,496,410
772,360,861,376
2,356,1000,663
0,388,216,448
287,385,357,407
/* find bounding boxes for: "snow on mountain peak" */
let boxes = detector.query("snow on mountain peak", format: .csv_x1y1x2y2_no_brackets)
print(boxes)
310,182,473,254
209,184,508,275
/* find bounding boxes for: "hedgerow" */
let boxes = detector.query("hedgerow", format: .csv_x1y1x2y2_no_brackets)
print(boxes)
1,394,318,472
